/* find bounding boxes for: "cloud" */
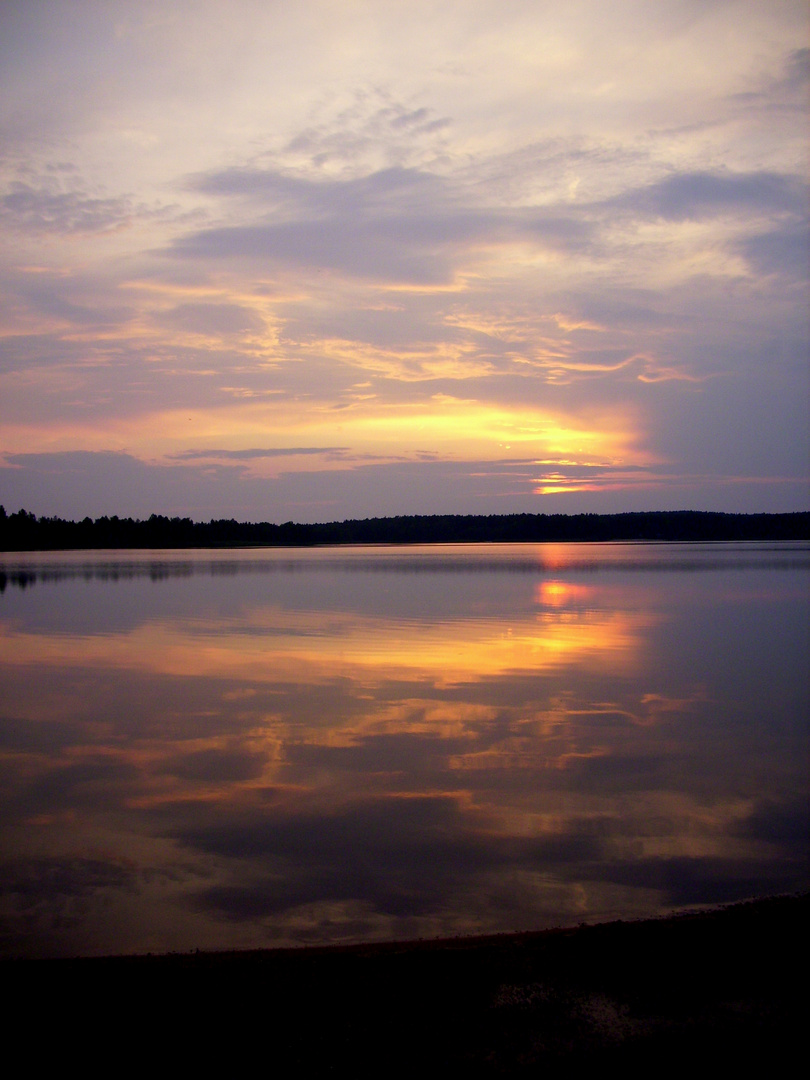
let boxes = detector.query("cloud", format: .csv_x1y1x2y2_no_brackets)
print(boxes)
0,2,807,521
168,219,457,283
181,793,503,921
169,161,805,292
603,170,807,222
1,181,135,235
782,45,810,92
7,757,140,817
155,301,266,335
170,446,350,461
168,164,591,283
0,855,138,910
0,264,136,335
281,97,453,169
0,849,146,956
4,448,808,524
190,163,443,208
738,44,810,104
180,793,471,862
161,747,269,782
733,796,809,856
583,853,801,907
740,221,810,280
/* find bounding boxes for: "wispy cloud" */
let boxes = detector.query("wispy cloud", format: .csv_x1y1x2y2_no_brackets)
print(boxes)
1,181,135,234
170,447,350,461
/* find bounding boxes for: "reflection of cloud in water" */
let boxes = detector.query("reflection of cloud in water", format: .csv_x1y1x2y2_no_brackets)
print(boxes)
0,548,807,956
0,855,139,944
0,602,654,687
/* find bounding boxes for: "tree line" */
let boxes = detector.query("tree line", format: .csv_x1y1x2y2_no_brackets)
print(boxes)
1,505,808,550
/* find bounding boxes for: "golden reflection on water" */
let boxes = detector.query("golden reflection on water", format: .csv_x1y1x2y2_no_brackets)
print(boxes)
0,604,652,683
535,580,593,606
0,545,807,957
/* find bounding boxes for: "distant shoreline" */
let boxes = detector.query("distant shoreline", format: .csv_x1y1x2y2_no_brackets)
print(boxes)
2,507,808,550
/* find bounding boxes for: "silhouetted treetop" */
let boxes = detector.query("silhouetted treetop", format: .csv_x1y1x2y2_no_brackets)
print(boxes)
1,506,807,550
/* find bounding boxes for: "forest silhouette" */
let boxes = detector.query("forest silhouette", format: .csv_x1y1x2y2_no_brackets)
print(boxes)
1,506,808,550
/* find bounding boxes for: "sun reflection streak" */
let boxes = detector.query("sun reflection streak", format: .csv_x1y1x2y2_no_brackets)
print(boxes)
535,581,594,607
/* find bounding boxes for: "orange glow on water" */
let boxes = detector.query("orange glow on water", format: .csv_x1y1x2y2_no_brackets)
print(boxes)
0,602,650,686
535,581,594,607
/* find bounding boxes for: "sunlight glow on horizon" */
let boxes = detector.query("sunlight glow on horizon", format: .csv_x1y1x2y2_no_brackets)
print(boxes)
0,1,807,520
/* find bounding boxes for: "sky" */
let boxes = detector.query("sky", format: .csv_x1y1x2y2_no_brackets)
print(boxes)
0,0,807,523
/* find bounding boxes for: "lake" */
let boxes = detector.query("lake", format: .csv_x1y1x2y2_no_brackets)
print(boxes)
0,542,807,958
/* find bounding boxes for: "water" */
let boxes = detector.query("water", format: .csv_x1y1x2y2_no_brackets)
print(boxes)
0,543,807,958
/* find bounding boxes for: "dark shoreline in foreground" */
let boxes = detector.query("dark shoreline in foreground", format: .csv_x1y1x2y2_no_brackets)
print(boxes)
5,893,806,1072
2,507,809,550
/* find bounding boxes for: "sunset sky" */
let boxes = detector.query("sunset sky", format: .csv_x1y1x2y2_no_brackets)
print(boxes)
1,0,807,522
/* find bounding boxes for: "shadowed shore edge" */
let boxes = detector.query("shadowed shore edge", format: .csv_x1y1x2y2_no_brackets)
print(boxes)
4,892,805,1071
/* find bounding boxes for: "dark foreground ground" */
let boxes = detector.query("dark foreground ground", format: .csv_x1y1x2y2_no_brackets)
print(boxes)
4,894,806,1075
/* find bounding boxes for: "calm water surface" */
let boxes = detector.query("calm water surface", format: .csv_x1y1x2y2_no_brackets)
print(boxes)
1,543,807,957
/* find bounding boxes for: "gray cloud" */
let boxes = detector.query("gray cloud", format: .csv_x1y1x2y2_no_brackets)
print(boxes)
170,162,803,287
738,45,810,104
740,221,810,279
169,164,591,282
603,170,806,221
583,853,803,907
155,302,266,335
181,793,503,921
191,163,444,210
783,46,810,91
0,855,138,912
170,446,350,460
169,220,453,283
1,181,135,234
161,747,269,782
7,758,140,817
0,849,146,957
0,267,135,333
